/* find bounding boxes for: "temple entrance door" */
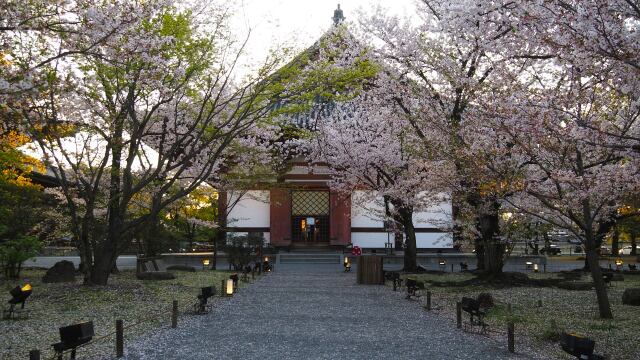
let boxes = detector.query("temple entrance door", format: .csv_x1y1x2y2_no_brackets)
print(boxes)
292,216,330,243
291,191,330,243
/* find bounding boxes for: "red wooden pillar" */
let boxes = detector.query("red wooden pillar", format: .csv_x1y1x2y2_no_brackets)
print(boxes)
330,191,351,245
270,188,292,246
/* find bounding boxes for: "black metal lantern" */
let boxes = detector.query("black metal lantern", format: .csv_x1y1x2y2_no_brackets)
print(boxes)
195,286,215,314
343,257,351,272
263,257,272,272
230,273,239,291
52,321,94,360
3,283,32,319
406,278,419,299
560,332,597,359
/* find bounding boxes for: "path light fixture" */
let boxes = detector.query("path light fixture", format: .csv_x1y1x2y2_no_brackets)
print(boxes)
406,278,419,299
225,279,234,296
3,283,33,319
202,259,210,270
533,263,539,273
343,257,351,272
263,257,272,272
560,332,601,360
230,273,239,292
438,259,446,271
525,261,533,271
195,286,215,314
615,258,624,270
391,272,402,291
52,321,94,360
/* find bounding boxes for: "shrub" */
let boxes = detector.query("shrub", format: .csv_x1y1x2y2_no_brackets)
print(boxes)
540,319,563,342
0,235,42,278
477,292,495,309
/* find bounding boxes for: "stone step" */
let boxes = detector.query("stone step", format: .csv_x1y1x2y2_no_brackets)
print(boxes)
278,254,342,264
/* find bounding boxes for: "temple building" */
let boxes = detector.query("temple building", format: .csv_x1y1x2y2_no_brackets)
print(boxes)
218,6,452,252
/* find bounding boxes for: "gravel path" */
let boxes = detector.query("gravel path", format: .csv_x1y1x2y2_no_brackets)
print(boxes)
124,264,530,360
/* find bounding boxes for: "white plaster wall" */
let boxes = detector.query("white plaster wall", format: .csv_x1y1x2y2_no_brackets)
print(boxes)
227,190,270,228
351,191,385,227
352,232,452,248
413,195,452,228
351,232,391,248
416,233,453,248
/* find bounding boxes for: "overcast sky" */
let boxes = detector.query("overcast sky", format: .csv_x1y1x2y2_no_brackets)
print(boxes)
228,0,415,73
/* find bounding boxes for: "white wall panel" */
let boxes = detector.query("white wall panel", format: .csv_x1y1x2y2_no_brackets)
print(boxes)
227,190,270,228
351,232,391,248
351,191,385,227
416,232,452,248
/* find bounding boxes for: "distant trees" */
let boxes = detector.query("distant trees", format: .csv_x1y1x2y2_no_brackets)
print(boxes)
0,129,45,278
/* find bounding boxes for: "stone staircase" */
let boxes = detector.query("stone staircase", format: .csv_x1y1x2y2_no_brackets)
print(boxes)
278,253,342,264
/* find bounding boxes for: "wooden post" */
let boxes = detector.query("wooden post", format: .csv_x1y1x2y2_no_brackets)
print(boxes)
116,319,124,358
451,264,454,273
29,350,40,360
426,291,432,311
393,278,397,291
171,300,178,328
508,322,515,353
456,302,462,329
221,279,226,297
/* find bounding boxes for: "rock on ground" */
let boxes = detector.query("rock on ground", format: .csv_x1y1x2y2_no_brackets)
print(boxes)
42,260,76,283
622,288,640,306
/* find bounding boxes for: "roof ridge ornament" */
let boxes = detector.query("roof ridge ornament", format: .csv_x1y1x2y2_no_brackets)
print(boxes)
332,4,345,26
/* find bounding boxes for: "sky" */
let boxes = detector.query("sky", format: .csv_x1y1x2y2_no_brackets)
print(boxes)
228,0,416,73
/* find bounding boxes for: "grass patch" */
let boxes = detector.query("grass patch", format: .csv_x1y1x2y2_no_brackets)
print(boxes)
396,271,640,359
0,268,256,359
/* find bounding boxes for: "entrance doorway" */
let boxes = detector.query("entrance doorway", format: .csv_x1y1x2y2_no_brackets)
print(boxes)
291,191,330,243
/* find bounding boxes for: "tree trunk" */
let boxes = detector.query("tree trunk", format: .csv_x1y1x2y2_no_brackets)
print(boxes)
483,239,505,275
398,207,418,272
477,200,503,276
611,226,619,256
88,246,117,285
474,237,485,271
584,246,613,319
631,232,637,256
88,112,126,286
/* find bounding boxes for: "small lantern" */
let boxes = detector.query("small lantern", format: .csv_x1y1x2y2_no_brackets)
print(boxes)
225,279,234,296
263,257,271,272
533,263,539,273
615,258,624,270
52,321,94,358
525,261,533,270
4,283,33,319
343,257,351,272
438,259,446,271
230,273,239,291
202,259,210,269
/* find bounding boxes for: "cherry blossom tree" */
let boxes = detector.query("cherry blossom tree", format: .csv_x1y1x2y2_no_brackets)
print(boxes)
7,1,285,285
308,65,452,271
354,0,545,275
